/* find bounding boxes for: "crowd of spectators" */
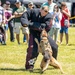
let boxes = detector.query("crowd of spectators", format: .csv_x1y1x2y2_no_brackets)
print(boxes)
0,0,70,45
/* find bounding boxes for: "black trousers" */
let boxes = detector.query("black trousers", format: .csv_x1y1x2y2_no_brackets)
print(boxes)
25,31,58,69
8,20,14,41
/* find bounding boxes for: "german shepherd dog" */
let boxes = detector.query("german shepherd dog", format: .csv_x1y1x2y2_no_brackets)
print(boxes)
35,29,64,74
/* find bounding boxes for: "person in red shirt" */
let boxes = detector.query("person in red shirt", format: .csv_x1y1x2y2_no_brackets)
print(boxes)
60,2,71,45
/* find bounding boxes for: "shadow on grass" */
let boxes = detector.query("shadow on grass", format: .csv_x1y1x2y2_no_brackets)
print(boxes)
0,68,26,71
0,67,55,74
71,49,75,50
47,67,56,70
68,44,75,46
0,68,41,74
59,44,75,46
31,68,55,74
29,68,41,74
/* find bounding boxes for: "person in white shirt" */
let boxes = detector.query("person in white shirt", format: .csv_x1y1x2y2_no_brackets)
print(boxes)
49,5,62,43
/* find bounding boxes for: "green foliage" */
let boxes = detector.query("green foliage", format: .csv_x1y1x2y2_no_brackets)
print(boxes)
0,27,75,75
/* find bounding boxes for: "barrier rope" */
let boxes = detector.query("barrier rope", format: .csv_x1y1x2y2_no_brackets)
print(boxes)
70,16,75,19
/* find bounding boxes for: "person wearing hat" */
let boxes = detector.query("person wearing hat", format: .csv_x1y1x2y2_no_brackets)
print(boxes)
8,0,29,44
14,0,29,45
3,1,15,42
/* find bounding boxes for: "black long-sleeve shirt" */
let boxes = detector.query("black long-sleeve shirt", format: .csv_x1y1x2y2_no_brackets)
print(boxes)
21,8,53,32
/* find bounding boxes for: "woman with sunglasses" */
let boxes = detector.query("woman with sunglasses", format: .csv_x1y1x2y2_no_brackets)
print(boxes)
21,6,58,71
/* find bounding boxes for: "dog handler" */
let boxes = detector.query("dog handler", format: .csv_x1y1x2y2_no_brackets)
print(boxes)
21,6,58,70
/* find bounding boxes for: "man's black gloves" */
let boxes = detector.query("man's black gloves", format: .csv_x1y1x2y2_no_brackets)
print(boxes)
41,23,46,29
29,22,46,30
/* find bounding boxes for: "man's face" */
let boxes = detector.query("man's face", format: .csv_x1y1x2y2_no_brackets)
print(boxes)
15,2,21,8
28,4,34,9
48,0,53,4
40,7,49,17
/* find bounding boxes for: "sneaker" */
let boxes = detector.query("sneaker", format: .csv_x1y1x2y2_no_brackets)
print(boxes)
26,66,33,72
23,40,26,43
27,68,33,72
29,67,33,72
3,43,6,45
2,41,6,45
18,42,20,45
11,40,14,42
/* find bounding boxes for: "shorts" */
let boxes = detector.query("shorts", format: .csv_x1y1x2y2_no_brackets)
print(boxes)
60,26,68,34
14,22,29,34
22,27,29,34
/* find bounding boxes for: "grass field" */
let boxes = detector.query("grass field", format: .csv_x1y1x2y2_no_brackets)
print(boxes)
0,27,75,75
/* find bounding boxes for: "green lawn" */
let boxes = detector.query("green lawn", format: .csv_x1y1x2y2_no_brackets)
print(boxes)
0,27,75,75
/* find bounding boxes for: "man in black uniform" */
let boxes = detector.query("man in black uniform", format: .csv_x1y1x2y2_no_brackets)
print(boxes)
21,6,58,70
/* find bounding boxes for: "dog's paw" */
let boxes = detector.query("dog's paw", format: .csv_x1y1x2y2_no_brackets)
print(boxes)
61,71,65,74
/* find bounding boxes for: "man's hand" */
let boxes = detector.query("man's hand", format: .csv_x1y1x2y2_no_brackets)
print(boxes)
41,23,46,29
14,12,20,17
14,12,18,15
61,10,66,14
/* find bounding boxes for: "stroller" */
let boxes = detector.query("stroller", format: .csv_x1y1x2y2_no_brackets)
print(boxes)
0,26,6,45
